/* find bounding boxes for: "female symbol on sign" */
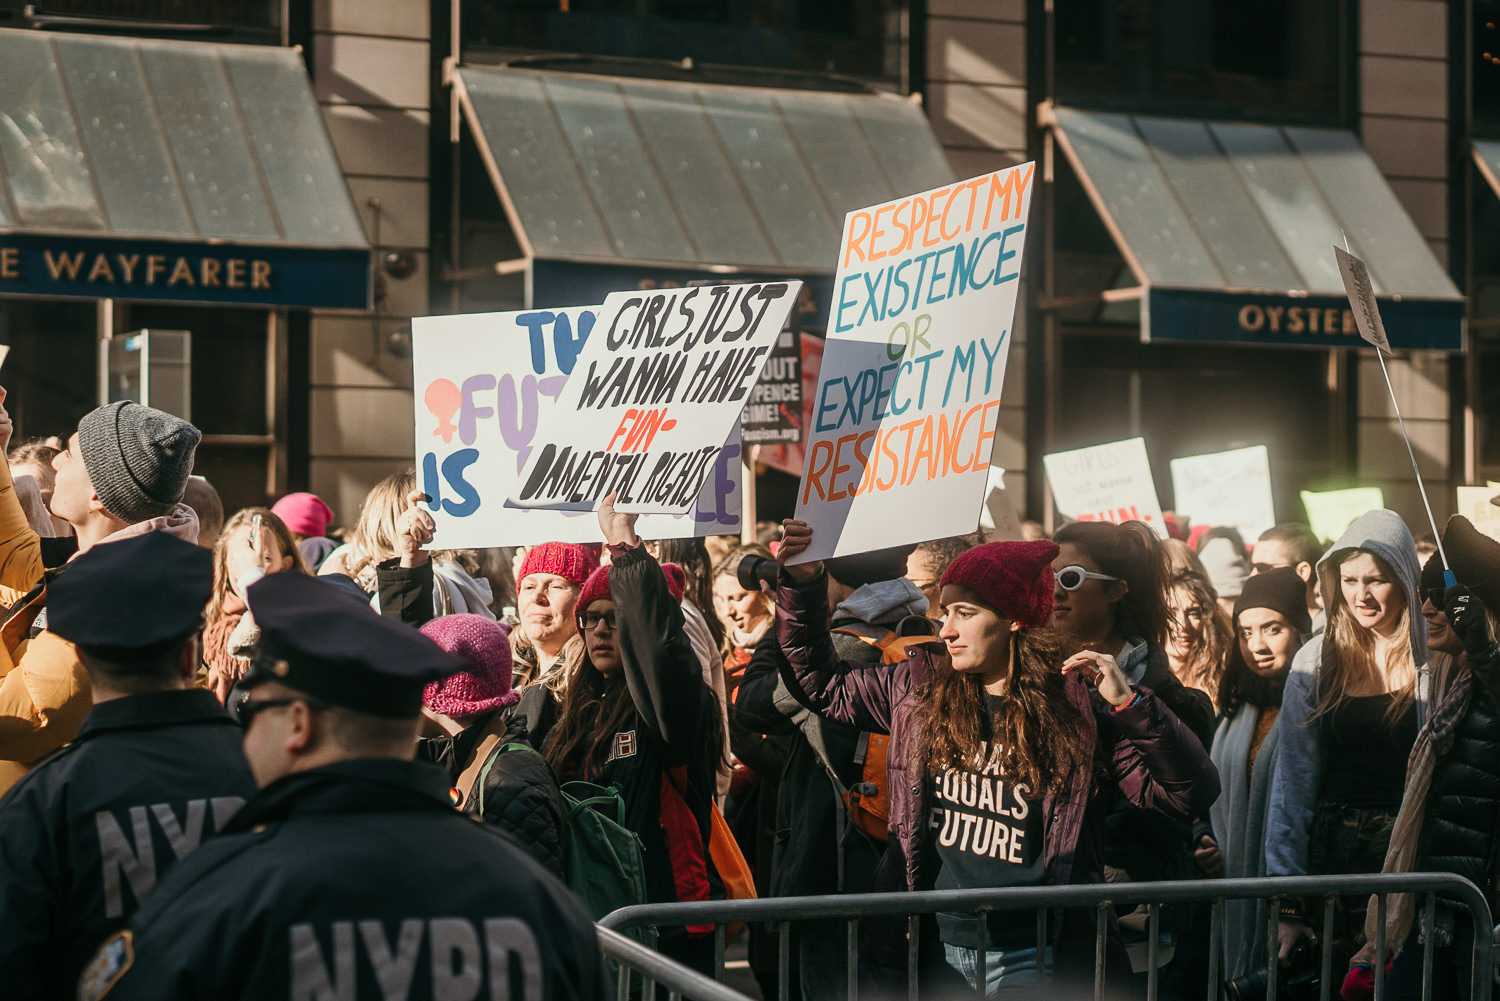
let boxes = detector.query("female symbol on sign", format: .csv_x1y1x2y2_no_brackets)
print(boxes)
424,378,461,444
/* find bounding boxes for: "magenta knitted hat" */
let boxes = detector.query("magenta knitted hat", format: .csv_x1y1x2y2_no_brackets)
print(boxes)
419,614,518,716
940,540,1061,628
270,492,335,538
577,561,686,613
518,542,600,587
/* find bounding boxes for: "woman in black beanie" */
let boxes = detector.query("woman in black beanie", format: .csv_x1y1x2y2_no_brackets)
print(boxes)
1198,567,1313,984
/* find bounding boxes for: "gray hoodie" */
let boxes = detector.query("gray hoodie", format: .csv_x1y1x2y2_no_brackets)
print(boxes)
1264,509,1428,877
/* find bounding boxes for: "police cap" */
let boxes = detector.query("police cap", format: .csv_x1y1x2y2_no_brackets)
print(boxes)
48,532,211,658
242,571,465,718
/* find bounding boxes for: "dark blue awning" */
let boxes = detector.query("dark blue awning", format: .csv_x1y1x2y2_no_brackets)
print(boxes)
1048,105,1464,351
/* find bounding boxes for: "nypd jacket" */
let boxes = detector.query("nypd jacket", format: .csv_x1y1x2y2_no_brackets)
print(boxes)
82,758,604,1001
0,689,254,1001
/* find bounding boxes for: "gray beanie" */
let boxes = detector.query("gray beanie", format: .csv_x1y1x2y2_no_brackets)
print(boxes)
77,401,201,523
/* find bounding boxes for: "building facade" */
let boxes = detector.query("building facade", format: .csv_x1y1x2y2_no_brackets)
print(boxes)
0,0,1493,537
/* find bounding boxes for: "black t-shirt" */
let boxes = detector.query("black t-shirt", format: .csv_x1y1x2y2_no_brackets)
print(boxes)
930,698,1044,950
1321,692,1418,809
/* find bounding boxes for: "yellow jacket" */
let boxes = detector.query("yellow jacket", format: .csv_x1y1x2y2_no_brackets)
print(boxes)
0,461,88,794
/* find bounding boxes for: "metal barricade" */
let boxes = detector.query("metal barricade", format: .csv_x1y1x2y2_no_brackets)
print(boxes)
600,873,1493,1001
598,925,758,1001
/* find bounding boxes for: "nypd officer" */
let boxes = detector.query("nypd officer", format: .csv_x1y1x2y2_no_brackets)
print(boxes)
80,570,604,1001
0,532,255,1000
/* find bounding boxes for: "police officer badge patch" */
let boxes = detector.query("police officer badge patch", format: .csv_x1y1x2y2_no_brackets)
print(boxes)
78,930,133,1001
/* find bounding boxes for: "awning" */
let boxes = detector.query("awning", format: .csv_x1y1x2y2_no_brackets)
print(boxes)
452,64,953,308
0,30,369,309
1047,105,1464,351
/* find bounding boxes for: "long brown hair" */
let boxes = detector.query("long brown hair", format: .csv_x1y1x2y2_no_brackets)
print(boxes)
541,653,638,780
205,507,310,633
1165,570,1232,708
1053,520,1170,648
909,625,1090,797
1313,549,1415,726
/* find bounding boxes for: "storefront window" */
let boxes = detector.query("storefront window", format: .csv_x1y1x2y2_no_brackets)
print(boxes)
0,1,280,33
461,0,904,85
0,300,97,443
1478,0,1500,136
122,303,274,513
1055,0,1346,122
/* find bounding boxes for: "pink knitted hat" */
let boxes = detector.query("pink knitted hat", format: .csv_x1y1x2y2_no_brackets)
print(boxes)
419,614,518,716
271,492,335,538
518,542,600,587
577,562,686,613
940,540,1060,628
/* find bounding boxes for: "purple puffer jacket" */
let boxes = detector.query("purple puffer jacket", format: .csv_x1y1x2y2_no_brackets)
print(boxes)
776,573,1221,967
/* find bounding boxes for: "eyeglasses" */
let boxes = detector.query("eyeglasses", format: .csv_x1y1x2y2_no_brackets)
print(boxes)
1251,562,1291,575
1420,586,1447,608
231,692,327,728
1055,565,1121,592
576,610,617,633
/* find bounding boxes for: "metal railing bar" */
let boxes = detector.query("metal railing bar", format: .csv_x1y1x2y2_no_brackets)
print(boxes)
846,917,858,1001
975,909,988,997
1094,901,1107,1001
599,874,1492,931
713,924,725,982
1421,892,1435,1001
596,927,754,1001
1205,897,1221,1001
907,915,920,1001
1375,893,1387,1001
1035,907,1047,984
1146,903,1160,1001
1321,894,1335,1001
1266,896,1280,1001
777,920,790,1001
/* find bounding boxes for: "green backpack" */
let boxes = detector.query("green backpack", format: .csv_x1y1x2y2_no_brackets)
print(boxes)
478,742,649,923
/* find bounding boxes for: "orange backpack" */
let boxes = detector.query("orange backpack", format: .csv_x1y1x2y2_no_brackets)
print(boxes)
829,627,913,842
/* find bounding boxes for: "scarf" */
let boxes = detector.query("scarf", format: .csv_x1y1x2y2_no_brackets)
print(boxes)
1211,703,1281,979
1367,651,1467,950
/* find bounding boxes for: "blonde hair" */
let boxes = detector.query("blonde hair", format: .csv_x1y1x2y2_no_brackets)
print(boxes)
1312,549,1415,726
348,470,478,577
1165,571,1232,708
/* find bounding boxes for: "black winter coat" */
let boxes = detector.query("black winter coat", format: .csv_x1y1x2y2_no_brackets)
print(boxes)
525,544,723,911
0,690,256,1001
82,759,604,1001
1422,666,1500,903
417,708,566,879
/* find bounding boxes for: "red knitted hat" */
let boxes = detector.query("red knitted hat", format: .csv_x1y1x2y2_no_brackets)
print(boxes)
419,614,518,716
939,540,1061,627
518,542,600,587
577,561,686,613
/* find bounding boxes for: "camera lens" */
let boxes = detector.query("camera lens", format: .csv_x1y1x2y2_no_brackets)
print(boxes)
736,554,779,592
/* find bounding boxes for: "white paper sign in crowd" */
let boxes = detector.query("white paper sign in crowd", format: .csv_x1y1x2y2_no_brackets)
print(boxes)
412,307,744,549
510,282,798,515
1044,437,1167,537
789,164,1036,562
1169,446,1275,544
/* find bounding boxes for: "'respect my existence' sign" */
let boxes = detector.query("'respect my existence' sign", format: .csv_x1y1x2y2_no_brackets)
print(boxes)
412,306,744,549
510,282,799,514
789,164,1034,562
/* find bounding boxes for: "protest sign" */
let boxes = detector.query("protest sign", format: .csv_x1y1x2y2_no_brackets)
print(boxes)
1299,486,1384,544
789,164,1035,562
741,328,802,444
413,307,744,548
1044,437,1167,537
1169,446,1275,544
977,465,1025,542
510,282,799,515
760,334,824,477
1334,246,1390,354
1457,485,1500,527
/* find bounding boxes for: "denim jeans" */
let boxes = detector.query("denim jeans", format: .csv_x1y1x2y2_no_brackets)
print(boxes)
940,942,1053,996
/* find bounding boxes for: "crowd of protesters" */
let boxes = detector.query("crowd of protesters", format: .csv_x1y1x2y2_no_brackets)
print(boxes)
0,390,1497,1001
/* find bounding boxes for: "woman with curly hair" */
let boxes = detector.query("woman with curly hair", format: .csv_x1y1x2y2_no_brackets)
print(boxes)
775,521,1218,995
